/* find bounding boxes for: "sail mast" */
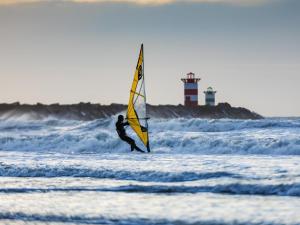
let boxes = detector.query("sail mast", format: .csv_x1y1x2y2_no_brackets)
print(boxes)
142,44,151,152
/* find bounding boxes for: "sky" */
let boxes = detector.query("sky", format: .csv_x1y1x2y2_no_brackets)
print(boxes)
0,0,299,116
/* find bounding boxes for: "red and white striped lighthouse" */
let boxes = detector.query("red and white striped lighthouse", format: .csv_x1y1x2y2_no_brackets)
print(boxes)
181,72,201,106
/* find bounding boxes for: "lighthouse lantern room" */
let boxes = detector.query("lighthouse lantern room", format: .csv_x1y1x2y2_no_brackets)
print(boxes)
181,72,201,106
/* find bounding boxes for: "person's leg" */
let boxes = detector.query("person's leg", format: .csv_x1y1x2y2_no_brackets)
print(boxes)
123,136,145,153
122,136,135,151
128,138,140,152
130,142,135,151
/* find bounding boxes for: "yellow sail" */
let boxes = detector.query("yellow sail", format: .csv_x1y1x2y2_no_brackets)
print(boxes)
127,44,150,152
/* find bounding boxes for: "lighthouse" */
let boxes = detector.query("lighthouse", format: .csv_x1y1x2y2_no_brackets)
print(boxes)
181,72,201,106
204,87,217,106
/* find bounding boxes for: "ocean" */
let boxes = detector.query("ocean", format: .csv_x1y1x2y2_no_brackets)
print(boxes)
0,117,300,225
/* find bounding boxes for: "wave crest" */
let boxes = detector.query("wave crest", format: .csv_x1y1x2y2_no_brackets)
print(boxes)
0,117,300,155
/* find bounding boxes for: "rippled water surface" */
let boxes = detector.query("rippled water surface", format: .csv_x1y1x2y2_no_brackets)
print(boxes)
1,152,300,225
0,117,300,224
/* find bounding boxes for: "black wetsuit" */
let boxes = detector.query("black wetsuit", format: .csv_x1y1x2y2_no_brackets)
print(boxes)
116,120,144,153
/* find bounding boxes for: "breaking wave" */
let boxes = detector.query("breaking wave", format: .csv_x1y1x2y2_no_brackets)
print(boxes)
0,212,279,225
108,183,300,196
0,183,299,197
0,117,300,155
0,163,239,181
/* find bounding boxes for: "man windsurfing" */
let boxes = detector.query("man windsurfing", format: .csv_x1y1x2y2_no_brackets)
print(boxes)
116,115,145,153
120,44,150,153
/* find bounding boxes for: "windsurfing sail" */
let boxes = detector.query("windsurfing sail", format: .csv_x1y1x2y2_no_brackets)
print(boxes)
127,44,150,152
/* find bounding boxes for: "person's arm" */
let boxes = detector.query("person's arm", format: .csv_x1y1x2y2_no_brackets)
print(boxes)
123,121,130,126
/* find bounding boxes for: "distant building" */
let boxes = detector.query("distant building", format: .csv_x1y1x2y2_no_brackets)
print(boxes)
181,72,201,106
204,87,217,106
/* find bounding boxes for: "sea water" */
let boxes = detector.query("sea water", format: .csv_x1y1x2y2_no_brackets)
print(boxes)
0,117,300,225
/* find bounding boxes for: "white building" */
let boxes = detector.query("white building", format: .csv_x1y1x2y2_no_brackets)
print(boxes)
204,87,217,106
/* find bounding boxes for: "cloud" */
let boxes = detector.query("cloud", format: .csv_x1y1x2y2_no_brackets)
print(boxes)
0,0,270,6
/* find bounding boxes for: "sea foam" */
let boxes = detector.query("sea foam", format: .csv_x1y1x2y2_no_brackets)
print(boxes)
0,117,300,155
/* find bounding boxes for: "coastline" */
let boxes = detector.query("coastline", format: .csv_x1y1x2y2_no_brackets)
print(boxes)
0,102,263,120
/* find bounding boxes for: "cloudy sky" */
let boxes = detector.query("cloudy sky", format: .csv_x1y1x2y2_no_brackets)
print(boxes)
0,0,299,116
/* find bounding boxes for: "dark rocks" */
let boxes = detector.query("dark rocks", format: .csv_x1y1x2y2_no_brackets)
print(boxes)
0,102,263,120
146,103,263,119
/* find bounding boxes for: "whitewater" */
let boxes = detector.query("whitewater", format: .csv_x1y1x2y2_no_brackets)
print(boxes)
0,117,300,225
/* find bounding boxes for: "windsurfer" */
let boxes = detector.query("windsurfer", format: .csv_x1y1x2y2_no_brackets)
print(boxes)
116,115,145,153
